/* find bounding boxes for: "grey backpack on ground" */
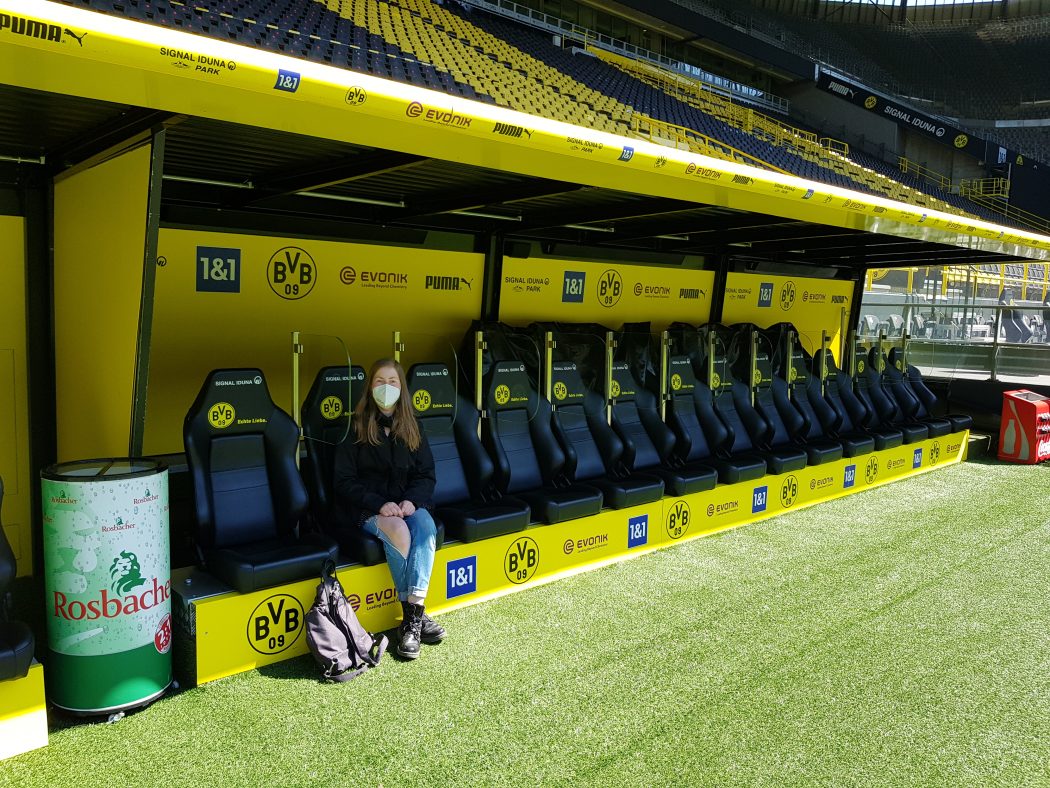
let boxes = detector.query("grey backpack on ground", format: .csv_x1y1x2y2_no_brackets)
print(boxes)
305,560,388,681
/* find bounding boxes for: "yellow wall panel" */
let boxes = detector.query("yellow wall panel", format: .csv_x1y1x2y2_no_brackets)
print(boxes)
723,272,854,362
145,230,484,454
0,216,31,576
53,145,153,461
499,257,715,329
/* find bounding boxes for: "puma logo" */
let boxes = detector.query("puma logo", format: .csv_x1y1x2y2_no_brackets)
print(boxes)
64,29,86,46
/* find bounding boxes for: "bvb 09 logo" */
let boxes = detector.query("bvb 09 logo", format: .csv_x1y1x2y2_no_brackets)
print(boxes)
505,536,539,584
780,475,799,508
494,384,511,405
247,594,304,655
865,456,879,484
666,500,690,540
413,389,432,411
553,381,568,401
597,269,623,308
320,395,343,420
780,281,796,311
208,402,235,429
267,246,315,300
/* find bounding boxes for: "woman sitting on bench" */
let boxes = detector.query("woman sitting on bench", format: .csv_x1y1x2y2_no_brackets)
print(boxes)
334,358,445,659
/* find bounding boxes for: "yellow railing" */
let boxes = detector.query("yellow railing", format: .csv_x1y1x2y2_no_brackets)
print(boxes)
868,264,1049,302
959,177,1010,198
629,115,790,174
898,157,951,191
959,179,1050,233
821,137,850,156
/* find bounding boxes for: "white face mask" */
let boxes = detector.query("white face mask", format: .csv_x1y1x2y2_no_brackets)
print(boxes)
372,383,401,410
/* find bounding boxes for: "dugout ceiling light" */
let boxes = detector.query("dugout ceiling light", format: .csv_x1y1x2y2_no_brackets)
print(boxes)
450,210,523,221
0,153,45,165
294,191,406,208
562,223,616,233
163,175,253,189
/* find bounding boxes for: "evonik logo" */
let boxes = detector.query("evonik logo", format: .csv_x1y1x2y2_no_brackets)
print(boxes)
406,101,472,128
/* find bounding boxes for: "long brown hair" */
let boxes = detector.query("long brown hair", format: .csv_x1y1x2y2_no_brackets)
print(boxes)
353,358,421,450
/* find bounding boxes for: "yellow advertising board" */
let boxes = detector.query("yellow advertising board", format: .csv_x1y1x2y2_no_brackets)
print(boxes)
722,272,854,361
0,215,31,576
53,143,152,462
146,230,482,454
499,258,715,329
176,430,967,685
3,1,1049,262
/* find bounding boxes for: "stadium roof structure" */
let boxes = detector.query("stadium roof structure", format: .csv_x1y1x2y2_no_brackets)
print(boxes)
2,0,1049,275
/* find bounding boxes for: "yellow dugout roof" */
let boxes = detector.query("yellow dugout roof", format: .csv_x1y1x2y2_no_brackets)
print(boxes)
2,0,1048,269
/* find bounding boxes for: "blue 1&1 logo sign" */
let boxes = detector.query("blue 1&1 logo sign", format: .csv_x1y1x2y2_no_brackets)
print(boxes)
196,246,240,293
844,464,856,489
752,485,768,514
627,514,648,549
446,556,477,599
562,271,585,303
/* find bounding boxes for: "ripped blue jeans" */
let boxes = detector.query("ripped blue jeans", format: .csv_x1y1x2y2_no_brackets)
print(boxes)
362,508,437,602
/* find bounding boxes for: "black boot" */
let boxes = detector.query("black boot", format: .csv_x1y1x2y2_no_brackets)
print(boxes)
398,602,423,660
419,609,446,645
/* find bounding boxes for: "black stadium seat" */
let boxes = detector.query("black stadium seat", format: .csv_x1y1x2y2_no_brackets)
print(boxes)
887,348,973,433
549,361,666,507
856,348,929,444
184,369,338,593
752,346,842,466
663,356,750,487
609,361,721,494
721,341,808,475
0,476,34,681
702,337,783,480
787,344,873,458
482,361,603,524
812,349,895,452
301,365,382,564
301,365,446,564
880,348,953,438
408,363,530,542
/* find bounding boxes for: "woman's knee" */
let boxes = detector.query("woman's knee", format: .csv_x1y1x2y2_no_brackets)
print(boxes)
406,509,437,540
375,516,411,557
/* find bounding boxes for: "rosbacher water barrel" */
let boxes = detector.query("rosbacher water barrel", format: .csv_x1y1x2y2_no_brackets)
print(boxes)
41,459,171,715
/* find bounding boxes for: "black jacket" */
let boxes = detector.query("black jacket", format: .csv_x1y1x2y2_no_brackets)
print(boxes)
333,422,436,528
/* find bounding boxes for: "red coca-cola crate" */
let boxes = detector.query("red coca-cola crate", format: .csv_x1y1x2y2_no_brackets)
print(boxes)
998,389,1050,464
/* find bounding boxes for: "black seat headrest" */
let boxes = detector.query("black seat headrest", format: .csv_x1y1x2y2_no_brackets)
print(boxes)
709,345,733,394
668,355,698,396
550,362,589,408
301,366,364,435
486,361,533,411
408,363,457,417
753,350,774,391
788,344,812,385
610,362,642,402
867,346,888,374
187,369,278,433
887,347,907,372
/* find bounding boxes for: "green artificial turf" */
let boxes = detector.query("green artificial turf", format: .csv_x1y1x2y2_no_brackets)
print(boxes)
4,457,1050,787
